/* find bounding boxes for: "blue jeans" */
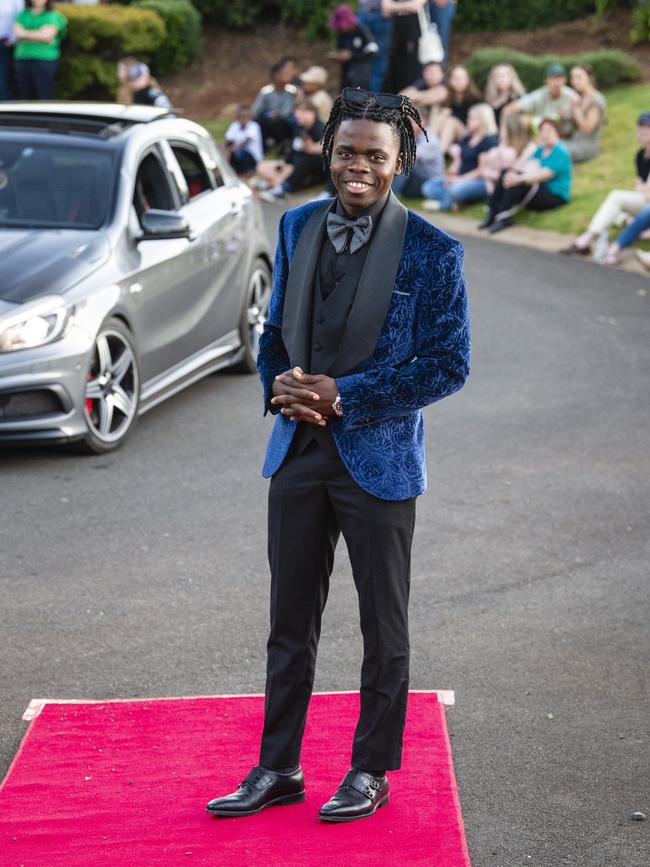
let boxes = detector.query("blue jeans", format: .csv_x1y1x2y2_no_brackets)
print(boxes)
14,59,58,100
429,1,456,68
421,176,488,209
0,42,14,100
616,204,650,248
358,9,393,93
393,165,441,198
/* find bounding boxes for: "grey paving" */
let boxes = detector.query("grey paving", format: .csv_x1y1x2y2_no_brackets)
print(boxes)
0,214,648,866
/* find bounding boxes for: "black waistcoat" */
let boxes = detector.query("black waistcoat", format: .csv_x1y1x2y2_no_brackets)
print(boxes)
309,263,361,376
292,195,389,455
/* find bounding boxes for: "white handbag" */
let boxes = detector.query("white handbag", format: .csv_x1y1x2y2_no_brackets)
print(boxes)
417,4,444,65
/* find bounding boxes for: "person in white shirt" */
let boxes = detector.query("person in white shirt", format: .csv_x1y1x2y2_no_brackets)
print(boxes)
224,104,264,175
0,0,24,99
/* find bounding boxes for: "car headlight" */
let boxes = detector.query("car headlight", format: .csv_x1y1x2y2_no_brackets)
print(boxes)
0,295,73,353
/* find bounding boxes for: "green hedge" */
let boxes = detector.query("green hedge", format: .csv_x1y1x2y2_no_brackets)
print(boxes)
185,0,632,36
465,47,642,92
454,0,632,32
191,0,264,28
631,0,650,42
192,0,338,38
135,0,201,75
56,3,165,99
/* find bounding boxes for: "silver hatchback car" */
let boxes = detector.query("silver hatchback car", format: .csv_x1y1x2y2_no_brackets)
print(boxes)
0,103,272,452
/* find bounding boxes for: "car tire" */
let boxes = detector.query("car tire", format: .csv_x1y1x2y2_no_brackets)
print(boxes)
77,317,141,454
232,257,272,374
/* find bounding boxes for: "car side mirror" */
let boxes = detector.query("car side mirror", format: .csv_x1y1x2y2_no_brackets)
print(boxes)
139,209,190,241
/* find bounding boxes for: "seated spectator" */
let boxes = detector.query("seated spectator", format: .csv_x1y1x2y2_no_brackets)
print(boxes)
257,100,326,201
589,205,650,267
392,110,445,198
484,117,572,234
564,64,606,164
400,61,448,111
252,58,298,151
484,63,526,128
477,113,536,225
13,0,67,101
224,104,264,176
298,66,333,124
562,111,650,257
117,58,171,108
421,103,498,211
429,64,481,155
328,4,378,91
503,63,577,140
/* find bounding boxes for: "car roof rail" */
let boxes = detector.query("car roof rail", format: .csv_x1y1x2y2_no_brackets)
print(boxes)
0,103,179,138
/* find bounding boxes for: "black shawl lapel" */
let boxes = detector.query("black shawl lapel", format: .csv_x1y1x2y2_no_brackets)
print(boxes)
332,191,408,376
281,199,334,370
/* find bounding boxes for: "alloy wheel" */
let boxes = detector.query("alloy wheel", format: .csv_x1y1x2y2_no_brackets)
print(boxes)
245,265,272,360
84,327,139,444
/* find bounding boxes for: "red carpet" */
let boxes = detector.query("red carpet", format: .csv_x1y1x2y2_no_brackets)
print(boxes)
1,691,469,866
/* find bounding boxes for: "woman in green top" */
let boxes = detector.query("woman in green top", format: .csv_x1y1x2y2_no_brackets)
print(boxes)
13,0,67,100
481,117,572,234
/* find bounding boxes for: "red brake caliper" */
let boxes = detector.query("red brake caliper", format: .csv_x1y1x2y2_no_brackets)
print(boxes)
86,373,94,416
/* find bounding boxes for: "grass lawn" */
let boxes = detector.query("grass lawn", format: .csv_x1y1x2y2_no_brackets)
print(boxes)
196,84,650,237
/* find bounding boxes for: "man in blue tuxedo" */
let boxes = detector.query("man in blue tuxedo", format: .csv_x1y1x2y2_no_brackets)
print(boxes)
207,88,470,822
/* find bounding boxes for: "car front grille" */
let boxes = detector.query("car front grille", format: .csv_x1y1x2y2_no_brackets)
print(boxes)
0,389,64,420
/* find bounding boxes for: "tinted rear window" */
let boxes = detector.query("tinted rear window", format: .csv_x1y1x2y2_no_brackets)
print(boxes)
0,141,115,230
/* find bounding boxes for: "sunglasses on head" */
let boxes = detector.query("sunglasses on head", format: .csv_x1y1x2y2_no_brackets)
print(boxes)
341,87,405,110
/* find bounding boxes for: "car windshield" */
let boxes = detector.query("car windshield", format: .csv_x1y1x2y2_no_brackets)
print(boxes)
0,140,115,230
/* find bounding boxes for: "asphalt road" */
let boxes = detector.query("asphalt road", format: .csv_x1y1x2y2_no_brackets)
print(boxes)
1,209,648,866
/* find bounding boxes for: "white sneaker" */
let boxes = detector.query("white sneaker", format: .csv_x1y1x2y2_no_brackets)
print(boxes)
421,199,442,212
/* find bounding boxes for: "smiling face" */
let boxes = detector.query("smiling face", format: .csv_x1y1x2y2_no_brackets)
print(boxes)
570,66,590,93
330,119,402,216
545,74,566,98
422,62,444,88
493,65,513,94
539,120,560,148
448,66,469,95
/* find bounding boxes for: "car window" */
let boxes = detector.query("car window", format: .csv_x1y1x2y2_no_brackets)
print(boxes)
169,143,213,200
0,140,115,229
202,136,232,187
133,151,176,221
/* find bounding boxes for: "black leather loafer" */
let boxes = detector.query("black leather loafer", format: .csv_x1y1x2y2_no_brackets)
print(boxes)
206,766,305,817
318,769,389,822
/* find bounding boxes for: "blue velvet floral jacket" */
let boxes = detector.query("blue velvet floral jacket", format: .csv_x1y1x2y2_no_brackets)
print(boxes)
257,195,470,501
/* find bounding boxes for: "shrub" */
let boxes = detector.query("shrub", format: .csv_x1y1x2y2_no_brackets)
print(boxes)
56,3,165,100
631,0,650,42
191,0,339,38
191,0,265,28
280,0,339,41
465,47,642,92
455,0,632,32
135,0,201,75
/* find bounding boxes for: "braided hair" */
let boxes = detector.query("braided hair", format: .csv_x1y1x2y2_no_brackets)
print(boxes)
321,91,426,176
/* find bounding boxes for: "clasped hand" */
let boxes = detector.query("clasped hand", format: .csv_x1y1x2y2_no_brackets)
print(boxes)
271,367,338,426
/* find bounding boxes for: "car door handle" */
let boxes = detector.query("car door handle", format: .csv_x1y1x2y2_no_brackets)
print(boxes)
230,201,243,215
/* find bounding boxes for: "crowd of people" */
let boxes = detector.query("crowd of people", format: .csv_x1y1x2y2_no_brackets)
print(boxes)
240,50,602,238
1,0,649,268
237,16,650,271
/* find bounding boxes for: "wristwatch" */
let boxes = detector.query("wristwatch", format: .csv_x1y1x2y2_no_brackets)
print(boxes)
331,393,343,417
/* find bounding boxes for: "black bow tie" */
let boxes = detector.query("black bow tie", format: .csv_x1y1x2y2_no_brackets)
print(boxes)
326,212,373,254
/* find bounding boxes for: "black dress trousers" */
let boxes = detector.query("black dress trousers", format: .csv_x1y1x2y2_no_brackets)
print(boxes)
259,433,416,772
